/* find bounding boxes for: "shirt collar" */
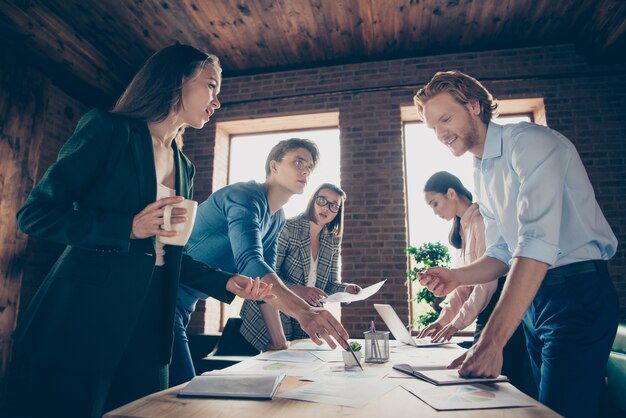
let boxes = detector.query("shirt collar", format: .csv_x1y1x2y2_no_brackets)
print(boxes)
473,122,502,168
483,122,503,160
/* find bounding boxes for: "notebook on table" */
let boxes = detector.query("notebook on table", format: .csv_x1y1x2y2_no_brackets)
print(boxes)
374,303,456,347
178,373,286,399
393,363,509,386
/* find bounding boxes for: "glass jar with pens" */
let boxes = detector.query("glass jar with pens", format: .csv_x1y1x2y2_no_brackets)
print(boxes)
364,321,389,363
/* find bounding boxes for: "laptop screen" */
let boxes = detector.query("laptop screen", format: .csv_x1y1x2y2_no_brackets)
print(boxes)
374,304,415,346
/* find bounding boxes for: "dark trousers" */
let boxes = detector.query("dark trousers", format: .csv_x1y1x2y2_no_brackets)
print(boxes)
6,266,170,418
474,276,505,342
170,298,196,387
522,260,619,418
474,276,528,392
103,267,170,414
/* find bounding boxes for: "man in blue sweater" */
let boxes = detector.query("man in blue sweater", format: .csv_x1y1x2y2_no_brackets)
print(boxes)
171,138,350,385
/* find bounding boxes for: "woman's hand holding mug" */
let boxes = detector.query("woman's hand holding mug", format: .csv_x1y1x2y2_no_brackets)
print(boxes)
131,196,186,240
158,198,198,246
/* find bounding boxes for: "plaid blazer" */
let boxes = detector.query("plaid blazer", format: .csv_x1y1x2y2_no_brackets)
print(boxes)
240,214,346,350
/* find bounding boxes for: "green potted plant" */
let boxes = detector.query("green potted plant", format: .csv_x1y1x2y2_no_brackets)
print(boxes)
405,242,451,328
342,341,363,366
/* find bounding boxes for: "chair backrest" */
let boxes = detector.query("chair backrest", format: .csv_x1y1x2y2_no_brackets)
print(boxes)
606,321,626,412
212,317,261,357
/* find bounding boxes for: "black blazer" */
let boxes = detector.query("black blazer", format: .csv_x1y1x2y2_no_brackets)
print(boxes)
10,109,233,412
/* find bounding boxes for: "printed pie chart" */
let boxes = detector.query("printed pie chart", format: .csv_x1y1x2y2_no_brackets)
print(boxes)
430,386,497,402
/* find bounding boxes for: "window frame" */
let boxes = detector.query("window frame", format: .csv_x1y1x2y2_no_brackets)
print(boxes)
209,112,341,331
400,98,546,332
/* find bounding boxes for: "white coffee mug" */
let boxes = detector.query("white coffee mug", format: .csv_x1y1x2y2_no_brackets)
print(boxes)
158,199,198,246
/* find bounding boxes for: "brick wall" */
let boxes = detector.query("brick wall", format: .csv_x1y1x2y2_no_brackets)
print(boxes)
16,44,626,338
183,44,626,336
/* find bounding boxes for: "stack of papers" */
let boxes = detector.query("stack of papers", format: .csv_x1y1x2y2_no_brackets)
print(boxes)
178,373,286,399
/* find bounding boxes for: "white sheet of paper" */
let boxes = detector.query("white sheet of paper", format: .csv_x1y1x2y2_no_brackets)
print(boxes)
310,350,344,363
321,279,386,303
300,363,390,382
401,380,536,410
288,341,334,351
389,337,467,351
218,360,323,377
391,344,466,358
279,378,398,407
257,351,318,363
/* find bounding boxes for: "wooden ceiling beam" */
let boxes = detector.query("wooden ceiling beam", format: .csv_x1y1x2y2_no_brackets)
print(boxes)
1,0,624,100
0,1,126,98
582,0,626,58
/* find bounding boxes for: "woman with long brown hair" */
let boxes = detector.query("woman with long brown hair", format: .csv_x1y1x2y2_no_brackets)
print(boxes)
7,44,272,418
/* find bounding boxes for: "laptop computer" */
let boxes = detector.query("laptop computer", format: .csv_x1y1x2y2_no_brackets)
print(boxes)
374,303,454,347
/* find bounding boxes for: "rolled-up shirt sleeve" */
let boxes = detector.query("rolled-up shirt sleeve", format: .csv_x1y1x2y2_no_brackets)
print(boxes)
480,204,512,266
476,121,615,270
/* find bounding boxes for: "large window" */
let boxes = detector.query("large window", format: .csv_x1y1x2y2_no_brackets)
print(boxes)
404,115,531,252
404,114,532,330
228,128,341,217
223,127,342,321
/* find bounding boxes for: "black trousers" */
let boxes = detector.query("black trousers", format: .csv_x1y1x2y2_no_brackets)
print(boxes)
103,266,170,414
473,276,529,392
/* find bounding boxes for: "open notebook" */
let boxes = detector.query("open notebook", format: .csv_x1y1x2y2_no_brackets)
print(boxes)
374,304,455,347
393,364,509,386
178,373,286,399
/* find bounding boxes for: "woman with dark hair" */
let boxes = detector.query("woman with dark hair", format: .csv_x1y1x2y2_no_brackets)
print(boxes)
417,171,526,390
418,171,500,343
241,183,361,350
7,44,273,418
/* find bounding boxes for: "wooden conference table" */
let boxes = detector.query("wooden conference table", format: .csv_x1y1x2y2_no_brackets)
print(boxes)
104,341,559,418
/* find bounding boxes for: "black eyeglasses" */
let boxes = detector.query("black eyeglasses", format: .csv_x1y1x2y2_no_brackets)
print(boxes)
315,195,341,213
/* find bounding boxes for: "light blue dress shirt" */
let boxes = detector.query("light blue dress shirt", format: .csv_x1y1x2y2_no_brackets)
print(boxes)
474,122,617,268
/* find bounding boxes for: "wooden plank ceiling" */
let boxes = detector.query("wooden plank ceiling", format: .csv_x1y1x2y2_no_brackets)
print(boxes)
1,0,625,105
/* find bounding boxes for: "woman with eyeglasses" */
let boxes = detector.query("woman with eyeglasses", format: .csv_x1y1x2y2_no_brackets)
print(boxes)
243,183,361,350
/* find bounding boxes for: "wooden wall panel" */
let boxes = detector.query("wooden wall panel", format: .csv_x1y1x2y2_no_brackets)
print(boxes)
0,44,50,377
